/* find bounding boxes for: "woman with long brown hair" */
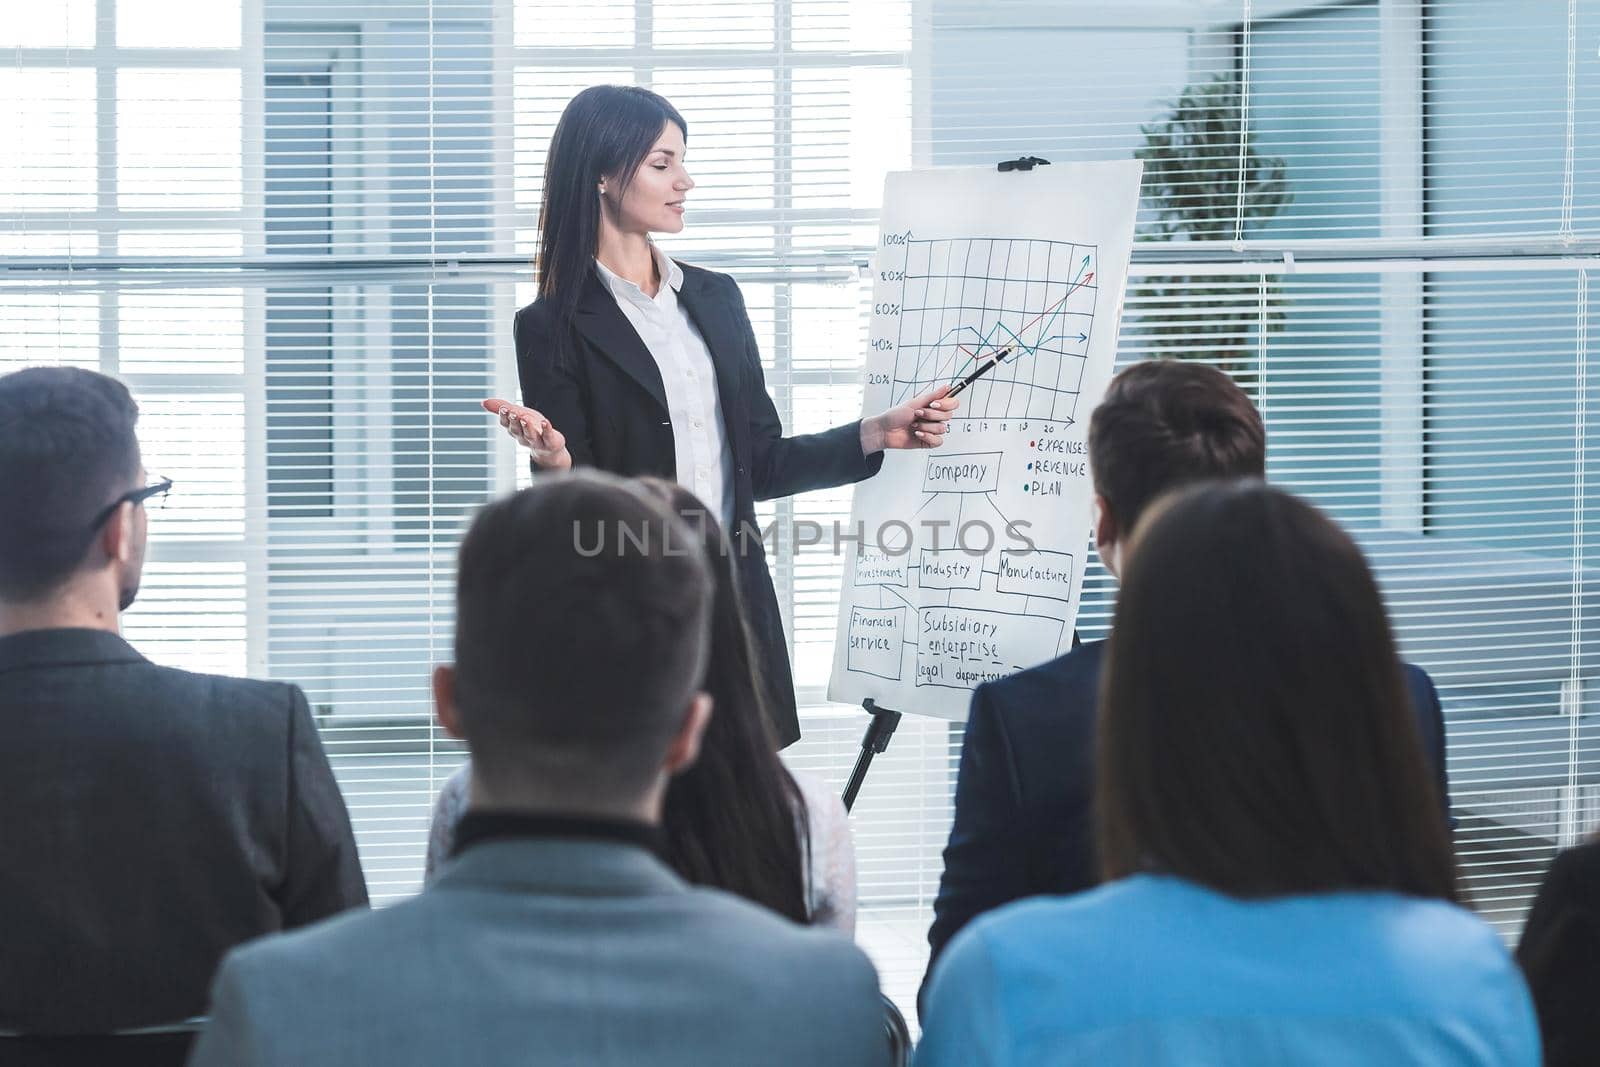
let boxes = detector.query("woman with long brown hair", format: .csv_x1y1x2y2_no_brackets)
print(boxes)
917,481,1538,1066
482,84,957,749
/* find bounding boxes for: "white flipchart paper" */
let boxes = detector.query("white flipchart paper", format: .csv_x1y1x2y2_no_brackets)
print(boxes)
827,161,1142,720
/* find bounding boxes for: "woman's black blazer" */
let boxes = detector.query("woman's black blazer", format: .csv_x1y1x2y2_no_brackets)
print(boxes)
514,262,884,748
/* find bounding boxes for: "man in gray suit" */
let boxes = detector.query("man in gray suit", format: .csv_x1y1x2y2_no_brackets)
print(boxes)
0,367,368,1034
192,471,889,1067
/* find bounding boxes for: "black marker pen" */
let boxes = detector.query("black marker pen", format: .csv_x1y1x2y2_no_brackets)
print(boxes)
946,347,1015,398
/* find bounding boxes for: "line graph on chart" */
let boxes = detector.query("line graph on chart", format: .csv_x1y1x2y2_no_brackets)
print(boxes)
889,237,1099,424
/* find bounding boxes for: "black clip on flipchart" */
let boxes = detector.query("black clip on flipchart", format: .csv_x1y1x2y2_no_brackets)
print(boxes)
997,155,1051,172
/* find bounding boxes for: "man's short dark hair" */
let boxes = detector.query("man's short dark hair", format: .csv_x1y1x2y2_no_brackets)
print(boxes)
452,471,714,800
0,367,141,602
1088,359,1266,534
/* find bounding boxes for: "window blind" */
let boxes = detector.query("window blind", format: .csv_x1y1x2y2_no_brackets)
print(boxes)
5,0,1600,1030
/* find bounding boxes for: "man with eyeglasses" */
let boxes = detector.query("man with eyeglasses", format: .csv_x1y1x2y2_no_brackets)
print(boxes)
0,367,368,1039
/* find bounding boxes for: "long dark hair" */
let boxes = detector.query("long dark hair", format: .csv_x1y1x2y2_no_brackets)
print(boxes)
1096,480,1458,902
637,479,811,924
537,85,687,330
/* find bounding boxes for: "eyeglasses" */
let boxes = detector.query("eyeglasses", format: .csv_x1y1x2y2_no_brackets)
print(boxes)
90,475,174,531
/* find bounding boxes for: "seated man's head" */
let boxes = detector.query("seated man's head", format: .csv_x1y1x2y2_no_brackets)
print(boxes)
1088,360,1265,577
0,367,153,625
434,470,715,821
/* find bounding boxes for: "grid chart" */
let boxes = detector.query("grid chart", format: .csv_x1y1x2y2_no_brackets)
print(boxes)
892,237,1099,423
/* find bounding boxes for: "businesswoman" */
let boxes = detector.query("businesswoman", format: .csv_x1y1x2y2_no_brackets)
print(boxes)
485,84,956,748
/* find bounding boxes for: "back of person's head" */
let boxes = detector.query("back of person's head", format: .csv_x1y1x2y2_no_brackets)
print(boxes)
450,470,713,807
635,478,810,922
1088,359,1266,537
1096,480,1457,902
0,367,142,603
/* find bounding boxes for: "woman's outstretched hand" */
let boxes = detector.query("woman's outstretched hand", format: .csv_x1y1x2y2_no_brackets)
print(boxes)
481,398,572,470
861,384,959,453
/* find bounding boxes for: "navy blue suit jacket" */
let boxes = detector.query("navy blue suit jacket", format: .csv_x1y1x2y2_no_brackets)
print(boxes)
924,639,1451,1000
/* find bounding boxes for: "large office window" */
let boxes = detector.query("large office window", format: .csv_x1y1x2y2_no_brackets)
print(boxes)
5,0,1600,1025
1,0,252,677
924,0,1600,960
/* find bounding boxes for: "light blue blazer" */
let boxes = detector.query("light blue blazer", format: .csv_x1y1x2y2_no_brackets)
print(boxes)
190,837,888,1067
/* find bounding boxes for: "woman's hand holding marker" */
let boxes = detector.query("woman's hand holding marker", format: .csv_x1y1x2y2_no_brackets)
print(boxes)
862,383,961,453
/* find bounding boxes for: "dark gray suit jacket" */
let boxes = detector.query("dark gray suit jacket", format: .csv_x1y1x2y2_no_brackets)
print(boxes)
191,837,889,1067
0,628,367,1033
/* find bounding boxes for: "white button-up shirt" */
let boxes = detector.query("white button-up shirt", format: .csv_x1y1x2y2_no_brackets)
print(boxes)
594,245,736,529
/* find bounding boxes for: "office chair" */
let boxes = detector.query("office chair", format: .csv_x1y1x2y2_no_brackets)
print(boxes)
0,1016,205,1067
882,993,912,1067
